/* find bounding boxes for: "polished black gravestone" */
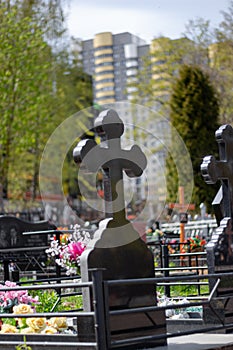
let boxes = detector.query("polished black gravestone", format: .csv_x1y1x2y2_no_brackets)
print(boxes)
201,124,233,329
0,215,55,279
201,125,233,273
73,109,166,348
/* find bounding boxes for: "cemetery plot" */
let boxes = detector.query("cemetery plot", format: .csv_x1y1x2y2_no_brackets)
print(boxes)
73,109,166,348
2,113,233,349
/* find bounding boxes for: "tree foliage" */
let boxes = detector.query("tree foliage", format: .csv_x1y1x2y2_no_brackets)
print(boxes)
0,2,54,199
211,0,233,123
0,0,93,204
183,4,233,124
166,65,219,212
130,36,196,109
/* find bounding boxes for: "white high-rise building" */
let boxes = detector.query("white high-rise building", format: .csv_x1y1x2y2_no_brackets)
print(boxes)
81,31,149,105
81,32,170,220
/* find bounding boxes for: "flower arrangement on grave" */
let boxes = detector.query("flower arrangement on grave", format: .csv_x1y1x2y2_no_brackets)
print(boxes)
46,224,91,276
0,281,38,314
0,281,69,334
187,236,206,252
0,307,68,334
167,236,206,254
0,281,67,334
167,239,180,254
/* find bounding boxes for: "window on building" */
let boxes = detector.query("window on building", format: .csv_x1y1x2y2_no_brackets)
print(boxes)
94,45,113,51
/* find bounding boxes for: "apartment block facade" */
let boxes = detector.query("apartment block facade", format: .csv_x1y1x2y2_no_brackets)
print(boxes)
81,32,172,220
81,32,149,105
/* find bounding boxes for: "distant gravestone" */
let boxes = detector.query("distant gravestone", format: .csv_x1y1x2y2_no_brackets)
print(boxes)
73,109,166,347
0,216,55,277
200,203,206,220
0,216,52,248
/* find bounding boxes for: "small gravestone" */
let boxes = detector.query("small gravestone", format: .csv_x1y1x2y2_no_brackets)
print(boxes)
73,109,166,348
201,124,233,328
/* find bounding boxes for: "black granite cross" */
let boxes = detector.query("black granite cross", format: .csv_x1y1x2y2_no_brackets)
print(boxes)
72,110,165,342
73,109,147,225
201,124,233,271
201,124,233,222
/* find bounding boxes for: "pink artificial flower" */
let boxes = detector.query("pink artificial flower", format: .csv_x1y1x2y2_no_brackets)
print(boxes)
0,281,39,307
67,242,85,261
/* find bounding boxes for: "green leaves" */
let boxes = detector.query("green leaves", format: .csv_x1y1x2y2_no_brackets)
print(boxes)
0,1,92,201
167,65,219,211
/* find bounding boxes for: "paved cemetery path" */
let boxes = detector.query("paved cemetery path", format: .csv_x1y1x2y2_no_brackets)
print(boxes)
143,333,233,350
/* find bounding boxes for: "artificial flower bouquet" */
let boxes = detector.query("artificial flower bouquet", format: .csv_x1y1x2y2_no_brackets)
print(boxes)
1,305,68,334
46,224,91,275
167,236,206,254
0,281,68,334
188,236,206,252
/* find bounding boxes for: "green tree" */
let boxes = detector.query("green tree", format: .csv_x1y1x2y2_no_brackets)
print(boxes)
130,36,195,109
58,51,94,199
211,0,233,123
166,65,219,212
0,0,93,205
0,3,55,199
183,6,233,124
183,17,214,66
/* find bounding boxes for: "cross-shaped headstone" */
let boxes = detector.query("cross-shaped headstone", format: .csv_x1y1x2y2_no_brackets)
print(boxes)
169,186,195,243
201,124,233,222
72,109,166,346
201,124,233,288
73,109,147,225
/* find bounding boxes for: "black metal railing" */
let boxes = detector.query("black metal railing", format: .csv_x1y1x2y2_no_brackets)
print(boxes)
147,242,208,297
104,272,232,349
0,269,233,349
0,270,104,350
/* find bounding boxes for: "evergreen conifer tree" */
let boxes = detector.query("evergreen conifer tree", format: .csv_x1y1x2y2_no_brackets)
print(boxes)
166,65,219,213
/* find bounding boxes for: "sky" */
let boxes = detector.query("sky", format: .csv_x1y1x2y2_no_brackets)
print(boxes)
66,0,231,43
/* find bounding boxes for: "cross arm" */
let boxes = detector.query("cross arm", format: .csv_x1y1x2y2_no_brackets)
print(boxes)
121,145,147,178
73,138,101,172
201,155,228,184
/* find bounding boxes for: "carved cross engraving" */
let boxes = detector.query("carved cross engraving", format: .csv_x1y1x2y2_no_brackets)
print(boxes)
73,109,147,225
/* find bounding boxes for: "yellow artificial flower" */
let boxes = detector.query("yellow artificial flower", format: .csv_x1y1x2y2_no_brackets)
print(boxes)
47,317,67,330
13,304,33,315
20,327,36,334
26,317,46,332
41,326,58,334
0,324,19,333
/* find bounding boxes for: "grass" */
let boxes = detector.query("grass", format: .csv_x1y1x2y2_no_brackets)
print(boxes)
19,276,84,312
170,283,209,297
56,294,83,311
22,271,209,313
157,281,209,298
32,284,208,313
28,288,83,312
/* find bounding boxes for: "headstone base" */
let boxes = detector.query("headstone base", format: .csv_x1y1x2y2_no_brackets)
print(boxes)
77,310,167,349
